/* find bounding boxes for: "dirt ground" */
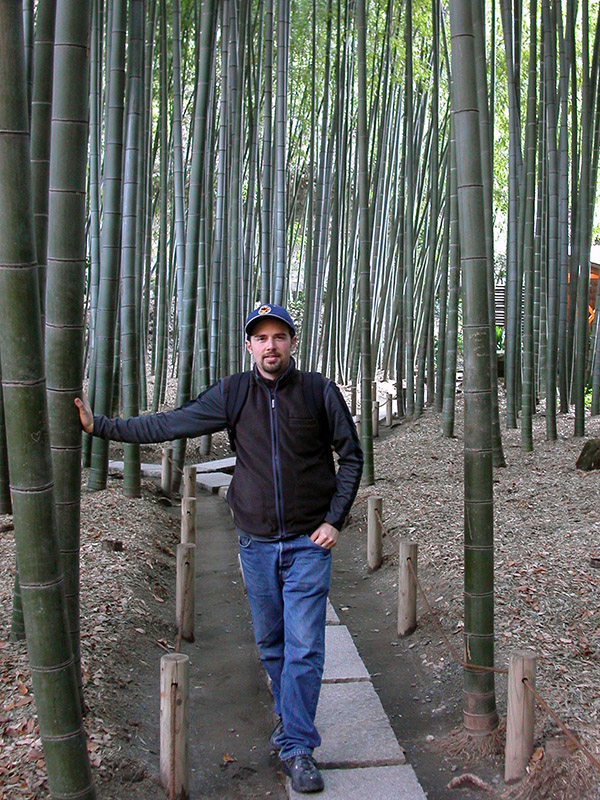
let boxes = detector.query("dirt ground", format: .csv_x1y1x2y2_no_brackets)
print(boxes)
1,394,600,799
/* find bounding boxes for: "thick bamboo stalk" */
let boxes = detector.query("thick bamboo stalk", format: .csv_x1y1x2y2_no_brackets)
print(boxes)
0,3,95,794
505,650,536,783
451,0,498,734
398,540,417,636
367,496,382,571
88,0,127,491
160,653,190,799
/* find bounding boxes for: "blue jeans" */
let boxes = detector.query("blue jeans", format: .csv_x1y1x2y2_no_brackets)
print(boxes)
237,532,332,761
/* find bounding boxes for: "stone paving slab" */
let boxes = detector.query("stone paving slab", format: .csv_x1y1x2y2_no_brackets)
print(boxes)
314,682,406,768
109,460,162,477
323,626,370,683
326,599,340,625
194,456,236,473
196,472,232,493
287,764,426,800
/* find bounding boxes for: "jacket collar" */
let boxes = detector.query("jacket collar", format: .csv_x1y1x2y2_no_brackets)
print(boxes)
253,357,296,389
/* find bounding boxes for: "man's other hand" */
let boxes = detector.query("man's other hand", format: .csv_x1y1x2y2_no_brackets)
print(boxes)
310,523,339,550
74,393,93,434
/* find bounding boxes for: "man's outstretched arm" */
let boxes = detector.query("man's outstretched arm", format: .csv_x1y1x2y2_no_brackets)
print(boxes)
73,383,228,444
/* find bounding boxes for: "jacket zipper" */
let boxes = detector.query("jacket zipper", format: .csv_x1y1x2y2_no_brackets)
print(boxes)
268,387,286,536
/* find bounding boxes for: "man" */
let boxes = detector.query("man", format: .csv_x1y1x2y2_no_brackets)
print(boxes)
75,304,363,793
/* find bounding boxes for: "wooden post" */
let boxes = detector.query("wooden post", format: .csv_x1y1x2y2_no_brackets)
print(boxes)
505,650,536,784
354,415,361,439
367,496,383,571
350,385,357,416
398,540,417,635
180,497,196,545
161,445,173,496
182,465,196,499
385,393,393,426
371,380,377,401
176,543,195,642
160,653,190,800
372,401,380,437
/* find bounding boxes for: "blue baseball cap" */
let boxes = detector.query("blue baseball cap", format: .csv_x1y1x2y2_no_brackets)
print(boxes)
245,304,296,337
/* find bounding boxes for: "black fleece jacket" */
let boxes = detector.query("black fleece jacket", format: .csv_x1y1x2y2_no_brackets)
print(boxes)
93,361,363,539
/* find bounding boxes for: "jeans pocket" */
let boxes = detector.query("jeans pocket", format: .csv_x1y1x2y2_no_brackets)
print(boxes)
305,535,330,553
238,534,252,549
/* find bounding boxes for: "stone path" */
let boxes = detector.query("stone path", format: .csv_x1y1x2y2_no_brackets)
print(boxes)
109,456,427,799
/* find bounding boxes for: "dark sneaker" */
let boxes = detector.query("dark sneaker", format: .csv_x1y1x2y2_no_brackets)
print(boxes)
281,754,324,793
269,717,284,752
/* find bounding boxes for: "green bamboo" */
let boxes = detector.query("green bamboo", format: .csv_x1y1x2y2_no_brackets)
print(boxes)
521,0,537,452
172,0,216,480
0,3,95,795
228,0,243,374
89,0,127,490
442,115,460,438
542,0,560,440
450,0,498,735
404,0,415,417
574,0,593,437
30,0,57,313
273,0,289,304
500,0,522,429
45,0,93,697
356,0,374,485
120,0,145,498
0,359,11,514
151,0,169,412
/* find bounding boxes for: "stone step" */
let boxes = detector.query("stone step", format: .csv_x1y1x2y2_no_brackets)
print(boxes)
323,625,370,683
287,765,426,800
314,681,406,769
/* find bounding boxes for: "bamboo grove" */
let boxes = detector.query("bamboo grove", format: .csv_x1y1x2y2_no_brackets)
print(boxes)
1,0,600,796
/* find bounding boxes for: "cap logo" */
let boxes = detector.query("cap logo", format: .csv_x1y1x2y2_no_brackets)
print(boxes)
258,305,271,315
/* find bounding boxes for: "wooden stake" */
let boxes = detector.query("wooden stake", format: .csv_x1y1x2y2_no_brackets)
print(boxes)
176,543,195,642
385,393,393,426
160,653,190,800
350,385,357,416
398,540,417,636
180,497,196,545
161,446,173,496
372,401,380,437
354,415,361,439
182,465,196,500
367,496,383,571
505,650,536,784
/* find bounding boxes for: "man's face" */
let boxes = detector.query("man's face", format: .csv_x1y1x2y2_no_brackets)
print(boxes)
245,318,296,380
